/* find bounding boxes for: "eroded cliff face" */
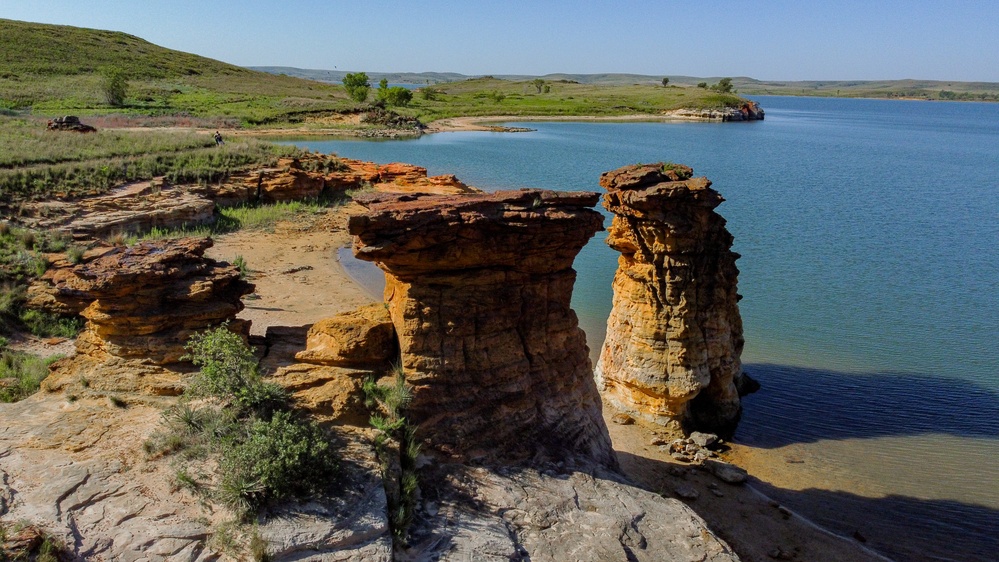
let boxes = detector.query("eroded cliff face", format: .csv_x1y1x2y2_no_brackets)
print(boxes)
349,189,616,466
596,163,745,435
57,237,253,365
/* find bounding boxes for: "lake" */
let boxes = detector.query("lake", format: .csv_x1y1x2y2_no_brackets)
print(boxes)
282,96,999,561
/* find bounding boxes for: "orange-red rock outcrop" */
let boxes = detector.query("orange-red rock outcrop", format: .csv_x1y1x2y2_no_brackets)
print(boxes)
349,189,615,466
63,237,253,364
596,163,746,435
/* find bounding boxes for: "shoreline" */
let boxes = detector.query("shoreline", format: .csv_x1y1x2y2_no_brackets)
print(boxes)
209,110,755,139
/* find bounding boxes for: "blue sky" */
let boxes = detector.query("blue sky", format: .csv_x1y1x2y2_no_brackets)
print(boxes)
2,0,998,81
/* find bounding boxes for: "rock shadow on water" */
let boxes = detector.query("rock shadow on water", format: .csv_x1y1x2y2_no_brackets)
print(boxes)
750,480,999,562
737,363,999,447
614,448,999,562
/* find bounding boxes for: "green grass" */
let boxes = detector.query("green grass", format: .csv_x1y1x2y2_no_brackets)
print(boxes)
0,19,356,124
0,350,63,402
0,116,304,202
133,198,338,244
390,77,747,122
146,325,339,520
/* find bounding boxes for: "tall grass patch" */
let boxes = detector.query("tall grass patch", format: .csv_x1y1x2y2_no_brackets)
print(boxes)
0,351,62,402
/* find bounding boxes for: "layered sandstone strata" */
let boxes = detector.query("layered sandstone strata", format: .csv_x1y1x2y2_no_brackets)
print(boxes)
349,189,615,466
65,237,254,364
596,163,745,435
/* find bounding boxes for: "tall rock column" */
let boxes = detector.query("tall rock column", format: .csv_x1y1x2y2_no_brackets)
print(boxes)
596,163,746,436
348,190,616,467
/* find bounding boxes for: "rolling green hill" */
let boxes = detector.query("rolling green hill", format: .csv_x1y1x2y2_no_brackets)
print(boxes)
0,18,354,123
0,18,751,127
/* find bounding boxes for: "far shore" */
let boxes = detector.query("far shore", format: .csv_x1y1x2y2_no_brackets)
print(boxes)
208,111,740,139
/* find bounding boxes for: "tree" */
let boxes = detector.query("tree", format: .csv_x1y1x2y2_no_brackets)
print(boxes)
712,77,734,93
532,78,545,94
343,72,371,103
100,66,128,106
379,86,413,107
697,82,708,89
662,77,670,87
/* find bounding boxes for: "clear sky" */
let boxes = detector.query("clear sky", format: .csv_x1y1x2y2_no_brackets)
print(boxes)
2,0,998,82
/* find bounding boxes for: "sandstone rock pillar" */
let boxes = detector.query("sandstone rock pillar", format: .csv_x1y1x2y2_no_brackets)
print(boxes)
349,190,615,467
596,164,746,435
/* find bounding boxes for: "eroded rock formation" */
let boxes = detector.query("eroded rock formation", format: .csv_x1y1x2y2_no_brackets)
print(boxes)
62,237,253,365
13,154,477,242
262,305,399,426
596,163,746,435
349,189,615,466
666,101,764,122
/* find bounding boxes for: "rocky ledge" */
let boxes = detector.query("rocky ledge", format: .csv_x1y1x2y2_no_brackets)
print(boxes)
13,154,477,242
665,101,765,122
53,237,252,366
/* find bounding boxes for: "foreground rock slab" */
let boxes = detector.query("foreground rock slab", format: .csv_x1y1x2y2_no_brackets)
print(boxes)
407,463,739,562
0,393,391,561
349,189,616,466
596,163,746,435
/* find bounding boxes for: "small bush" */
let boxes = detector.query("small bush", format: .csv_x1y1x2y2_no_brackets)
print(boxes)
151,325,339,521
184,323,286,416
216,411,335,517
66,246,85,264
18,309,84,338
232,255,249,279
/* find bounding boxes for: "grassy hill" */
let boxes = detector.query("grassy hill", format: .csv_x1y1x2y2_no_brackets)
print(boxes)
256,67,999,102
397,77,744,122
0,19,751,127
0,18,356,124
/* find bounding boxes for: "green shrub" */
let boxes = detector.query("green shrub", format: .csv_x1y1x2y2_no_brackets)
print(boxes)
0,351,62,402
232,256,249,279
216,411,335,517
18,308,84,338
151,325,339,521
364,369,420,546
66,246,85,264
100,65,129,106
184,323,286,416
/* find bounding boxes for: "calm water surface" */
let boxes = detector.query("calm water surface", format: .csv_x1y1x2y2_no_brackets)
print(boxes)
284,96,999,561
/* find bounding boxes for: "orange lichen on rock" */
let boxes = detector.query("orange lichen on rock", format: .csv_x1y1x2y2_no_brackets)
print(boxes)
349,189,615,466
596,163,747,436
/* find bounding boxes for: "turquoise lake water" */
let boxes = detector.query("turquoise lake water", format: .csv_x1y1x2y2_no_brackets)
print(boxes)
283,96,999,560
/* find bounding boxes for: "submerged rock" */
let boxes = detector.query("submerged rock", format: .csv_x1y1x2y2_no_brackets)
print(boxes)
596,163,746,436
349,189,616,466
